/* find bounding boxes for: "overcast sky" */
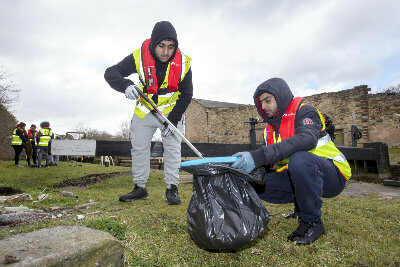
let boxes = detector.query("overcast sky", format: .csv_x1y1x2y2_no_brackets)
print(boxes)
1,0,400,135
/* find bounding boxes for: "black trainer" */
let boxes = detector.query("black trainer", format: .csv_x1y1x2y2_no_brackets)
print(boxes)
166,184,181,205
287,220,325,245
119,185,149,202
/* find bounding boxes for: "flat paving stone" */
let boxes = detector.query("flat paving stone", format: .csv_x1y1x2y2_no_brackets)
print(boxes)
0,226,124,267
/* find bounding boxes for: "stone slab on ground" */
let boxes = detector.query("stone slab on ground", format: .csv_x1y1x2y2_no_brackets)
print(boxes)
341,181,400,200
0,226,124,267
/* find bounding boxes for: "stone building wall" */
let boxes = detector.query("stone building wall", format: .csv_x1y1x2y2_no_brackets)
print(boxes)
303,85,370,146
368,93,400,147
185,99,262,144
185,100,208,142
185,86,400,147
0,104,18,160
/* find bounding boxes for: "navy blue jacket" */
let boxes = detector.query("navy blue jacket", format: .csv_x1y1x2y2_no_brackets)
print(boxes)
250,78,325,168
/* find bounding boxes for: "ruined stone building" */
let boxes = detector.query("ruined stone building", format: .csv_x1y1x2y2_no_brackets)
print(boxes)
184,85,400,147
0,103,18,160
185,99,264,144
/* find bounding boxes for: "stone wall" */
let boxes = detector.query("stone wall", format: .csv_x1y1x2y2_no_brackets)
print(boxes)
368,93,400,147
185,86,400,147
303,85,371,146
0,104,17,160
185,100,262,144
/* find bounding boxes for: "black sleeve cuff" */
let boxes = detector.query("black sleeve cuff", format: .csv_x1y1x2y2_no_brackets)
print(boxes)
167,116,179,127
250,147,267,168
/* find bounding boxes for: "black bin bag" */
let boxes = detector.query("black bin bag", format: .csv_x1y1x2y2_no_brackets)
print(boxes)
181,161,269,250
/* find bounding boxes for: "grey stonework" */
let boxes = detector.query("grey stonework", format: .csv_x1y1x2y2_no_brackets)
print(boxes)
0,226,124,267
185,85,400,147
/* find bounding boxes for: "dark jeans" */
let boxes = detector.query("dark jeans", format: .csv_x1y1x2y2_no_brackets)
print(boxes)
12,145,24,165
256,151,347,222
29,143,37,164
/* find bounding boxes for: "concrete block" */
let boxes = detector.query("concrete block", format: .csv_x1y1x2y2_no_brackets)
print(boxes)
0,226,124,266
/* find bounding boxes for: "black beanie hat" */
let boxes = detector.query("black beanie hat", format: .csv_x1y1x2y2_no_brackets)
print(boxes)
149,21,178,60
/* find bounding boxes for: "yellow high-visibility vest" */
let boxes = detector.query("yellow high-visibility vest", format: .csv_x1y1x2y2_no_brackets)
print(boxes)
132,40,191,118
11,128,23,146
263,99,351,180
38,128,53,147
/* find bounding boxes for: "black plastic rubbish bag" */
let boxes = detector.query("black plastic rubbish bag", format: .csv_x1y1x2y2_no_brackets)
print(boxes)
182,162,269,250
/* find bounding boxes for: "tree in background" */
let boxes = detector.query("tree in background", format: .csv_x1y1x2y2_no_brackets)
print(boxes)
116,120,130,140
0,66,20,108
376,83,400,94
73,122,114,140
384,83,400,94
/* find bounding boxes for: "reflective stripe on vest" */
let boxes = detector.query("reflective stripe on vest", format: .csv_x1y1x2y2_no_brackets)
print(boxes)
263,97,352,180
38,129,52,147
11,128,23,146
132,39,192,118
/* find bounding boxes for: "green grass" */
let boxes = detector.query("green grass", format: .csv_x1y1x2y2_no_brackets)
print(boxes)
1,161,399,266
389,148,400,163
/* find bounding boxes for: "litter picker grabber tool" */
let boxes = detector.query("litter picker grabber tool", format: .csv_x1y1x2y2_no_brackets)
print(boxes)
136,88,204,159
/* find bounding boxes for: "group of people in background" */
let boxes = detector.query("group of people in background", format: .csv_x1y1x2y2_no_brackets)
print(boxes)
11,121,60,168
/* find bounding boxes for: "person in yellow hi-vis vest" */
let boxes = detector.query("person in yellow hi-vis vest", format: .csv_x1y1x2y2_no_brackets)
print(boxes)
11,122,28,167
104,21,193,205
232,78,351,245
36,121,54,168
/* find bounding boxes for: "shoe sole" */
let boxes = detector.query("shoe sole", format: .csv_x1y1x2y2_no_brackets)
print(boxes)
165,198,181,205
119,196,149,202
295,231,325,245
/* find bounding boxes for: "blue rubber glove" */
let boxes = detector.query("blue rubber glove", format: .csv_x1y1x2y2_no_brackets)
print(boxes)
231,151,256,173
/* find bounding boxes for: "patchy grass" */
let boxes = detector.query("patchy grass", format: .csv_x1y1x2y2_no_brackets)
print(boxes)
87,218,127,240
0,160,399,266
389,148,400,163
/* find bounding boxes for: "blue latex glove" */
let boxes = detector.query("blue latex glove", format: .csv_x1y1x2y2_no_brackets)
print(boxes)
231,151,256,173
161,121,174,137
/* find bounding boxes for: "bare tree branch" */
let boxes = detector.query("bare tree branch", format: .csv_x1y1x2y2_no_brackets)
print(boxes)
0,66,20,108
116,120,131,140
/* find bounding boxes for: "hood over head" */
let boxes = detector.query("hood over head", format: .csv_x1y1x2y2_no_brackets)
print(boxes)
253,78,294,122
149,21,178,63
40,121,50,128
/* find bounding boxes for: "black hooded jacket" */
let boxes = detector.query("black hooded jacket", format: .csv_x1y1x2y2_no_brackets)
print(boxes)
250,78,324,168
104,21,193,127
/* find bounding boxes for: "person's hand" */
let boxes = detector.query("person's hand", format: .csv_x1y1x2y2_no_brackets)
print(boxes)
231,151,256,173
124,84,140,100
161,121,174,137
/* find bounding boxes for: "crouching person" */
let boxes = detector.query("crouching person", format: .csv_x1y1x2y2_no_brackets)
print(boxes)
232,78,351,245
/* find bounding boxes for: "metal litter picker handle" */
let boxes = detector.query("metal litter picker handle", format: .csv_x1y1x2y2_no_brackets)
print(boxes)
136,88,204,159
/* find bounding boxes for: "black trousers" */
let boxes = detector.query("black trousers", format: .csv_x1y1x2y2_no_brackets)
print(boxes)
12,145,24,165
256,151,347,222
28,143,38,164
